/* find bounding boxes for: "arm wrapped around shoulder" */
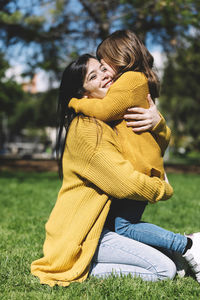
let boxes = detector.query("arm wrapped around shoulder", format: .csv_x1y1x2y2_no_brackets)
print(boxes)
68,71,148,122
68,117,174,204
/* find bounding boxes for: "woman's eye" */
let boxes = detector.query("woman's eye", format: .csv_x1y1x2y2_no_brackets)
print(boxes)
101,67,107,72
89,75,96,80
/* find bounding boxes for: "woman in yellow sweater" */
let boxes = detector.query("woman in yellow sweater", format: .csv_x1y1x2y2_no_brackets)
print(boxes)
68,30,200,283
31,54,180,287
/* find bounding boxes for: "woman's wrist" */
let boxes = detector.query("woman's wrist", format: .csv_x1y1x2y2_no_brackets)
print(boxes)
151,113,165,133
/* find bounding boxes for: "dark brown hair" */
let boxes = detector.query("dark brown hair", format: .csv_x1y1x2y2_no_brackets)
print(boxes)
56,54,96,177
96,30,160,99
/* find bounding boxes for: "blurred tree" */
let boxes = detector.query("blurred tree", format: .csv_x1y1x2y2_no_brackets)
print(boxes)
160,34,200,152
0,0,200,152
0,0,64,76
0,50,59,150
1,0,199,74
0,53,26,135
120,0,200,48
34,89,58,128
0,53,54,141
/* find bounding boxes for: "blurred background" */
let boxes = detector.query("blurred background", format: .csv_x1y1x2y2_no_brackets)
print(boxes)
0,0,200,170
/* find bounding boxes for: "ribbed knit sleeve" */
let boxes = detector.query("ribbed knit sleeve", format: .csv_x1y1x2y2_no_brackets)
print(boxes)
69,72,149,121
151,113,171,156
83,137,173,203
69,117,173,203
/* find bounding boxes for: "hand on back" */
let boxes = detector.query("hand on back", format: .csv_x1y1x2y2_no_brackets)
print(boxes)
124,94,161,132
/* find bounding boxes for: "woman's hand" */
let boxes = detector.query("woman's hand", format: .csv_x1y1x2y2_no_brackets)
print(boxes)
123,94,161,132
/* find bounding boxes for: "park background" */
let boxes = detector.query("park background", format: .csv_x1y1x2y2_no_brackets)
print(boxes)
0,0,200,299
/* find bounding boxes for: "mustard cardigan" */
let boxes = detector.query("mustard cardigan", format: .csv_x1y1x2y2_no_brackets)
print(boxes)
69,71,171,179
31,117,173,287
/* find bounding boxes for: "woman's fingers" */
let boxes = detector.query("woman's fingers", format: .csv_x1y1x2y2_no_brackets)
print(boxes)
124,108,149,120
132,124,152,132
147,94,155,107
126,119,153,132
124,114,147,120
126,107,146,114
126,120,150,127
123,95,161,132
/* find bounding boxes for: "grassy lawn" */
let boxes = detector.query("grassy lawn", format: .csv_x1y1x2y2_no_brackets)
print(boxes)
0,170,200,299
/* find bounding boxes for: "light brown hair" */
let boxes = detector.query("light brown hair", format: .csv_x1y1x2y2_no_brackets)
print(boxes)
96,30,160,99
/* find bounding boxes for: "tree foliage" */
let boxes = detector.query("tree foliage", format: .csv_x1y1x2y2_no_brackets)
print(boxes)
0,53,27,133
160,34,200,151
0,53,57,141
0,0,200,152
1,0,200,73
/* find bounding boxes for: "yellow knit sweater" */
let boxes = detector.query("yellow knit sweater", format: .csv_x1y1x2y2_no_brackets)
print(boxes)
31,117,173,287
69,71,171,179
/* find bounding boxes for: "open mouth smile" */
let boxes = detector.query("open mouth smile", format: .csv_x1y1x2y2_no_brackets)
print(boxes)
102,80,113,88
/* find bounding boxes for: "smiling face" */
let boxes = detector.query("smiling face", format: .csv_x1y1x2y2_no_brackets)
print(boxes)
83,58,115,99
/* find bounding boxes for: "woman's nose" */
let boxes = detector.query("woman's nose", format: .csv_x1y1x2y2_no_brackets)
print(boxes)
102,71,109,79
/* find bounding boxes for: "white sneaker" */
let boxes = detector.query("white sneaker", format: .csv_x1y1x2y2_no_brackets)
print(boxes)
172,251,189,277
183,232,200,283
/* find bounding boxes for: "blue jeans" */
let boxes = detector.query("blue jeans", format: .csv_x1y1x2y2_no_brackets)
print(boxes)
115,201,187,254
89,229,176,281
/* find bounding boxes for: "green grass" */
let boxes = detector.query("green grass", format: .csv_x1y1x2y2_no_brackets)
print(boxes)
0,171,200,299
